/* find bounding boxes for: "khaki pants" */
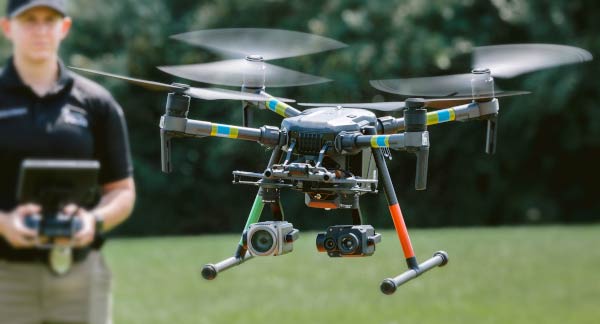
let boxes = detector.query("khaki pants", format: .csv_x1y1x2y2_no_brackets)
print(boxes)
0,251,112,324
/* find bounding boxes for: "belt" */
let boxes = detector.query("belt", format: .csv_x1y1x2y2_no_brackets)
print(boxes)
0,236,104,264
0,246,93,263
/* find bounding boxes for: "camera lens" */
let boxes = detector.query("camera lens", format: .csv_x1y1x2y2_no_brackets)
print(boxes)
250,229,275,255
324,238,336,251
338,233,359,254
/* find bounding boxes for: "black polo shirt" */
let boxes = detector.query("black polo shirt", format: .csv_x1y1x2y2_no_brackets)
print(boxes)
0,57,133,260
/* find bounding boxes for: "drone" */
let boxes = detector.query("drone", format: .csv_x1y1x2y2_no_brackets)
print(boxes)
71,28,592,295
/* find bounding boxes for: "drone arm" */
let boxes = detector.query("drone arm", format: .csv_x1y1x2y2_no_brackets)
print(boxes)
337,131,411,151
445,99,499,122
384,108,458,133
184,119,261,140
377,116,405,134
261,97,302,118
426,99,499,154
339,130,429,190
353,133,407,149
160,116,284,147
381,99,499,133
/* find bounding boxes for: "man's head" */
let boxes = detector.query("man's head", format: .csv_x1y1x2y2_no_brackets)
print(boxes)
1,0,71,64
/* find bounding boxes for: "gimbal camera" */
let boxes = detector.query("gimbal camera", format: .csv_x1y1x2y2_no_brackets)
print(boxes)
242,221,299,256
316,225,381,257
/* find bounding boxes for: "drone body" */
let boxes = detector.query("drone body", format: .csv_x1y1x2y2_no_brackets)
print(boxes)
159,91,498,294
72,28,592,295
246,106,380,209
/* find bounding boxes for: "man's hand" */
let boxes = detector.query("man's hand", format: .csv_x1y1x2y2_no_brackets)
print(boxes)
62,204,95,248
0,204,40,248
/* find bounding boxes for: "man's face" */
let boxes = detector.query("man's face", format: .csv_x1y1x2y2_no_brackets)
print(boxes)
1,6,71,64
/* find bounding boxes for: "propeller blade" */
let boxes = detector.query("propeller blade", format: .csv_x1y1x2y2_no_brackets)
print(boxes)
370,44,591,97
158,59,331,88
70,66,294,102
170,28,347,61
473,44,593,78
186,87,295,102
299,101,406,111
422,90,531,109
299,90,529,111
370,74,478,97
70,66,186,92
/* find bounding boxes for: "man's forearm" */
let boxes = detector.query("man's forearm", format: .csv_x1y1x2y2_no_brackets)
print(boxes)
92,177,136,232
0,211,6,236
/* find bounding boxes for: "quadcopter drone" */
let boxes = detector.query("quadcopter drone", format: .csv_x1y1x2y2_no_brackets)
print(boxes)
72,28,592,295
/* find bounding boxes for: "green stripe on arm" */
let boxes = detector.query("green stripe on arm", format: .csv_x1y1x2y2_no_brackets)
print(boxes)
238,191,265,245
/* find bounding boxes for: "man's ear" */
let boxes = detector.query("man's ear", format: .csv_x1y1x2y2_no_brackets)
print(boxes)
0,17,12,40
60,16,72,40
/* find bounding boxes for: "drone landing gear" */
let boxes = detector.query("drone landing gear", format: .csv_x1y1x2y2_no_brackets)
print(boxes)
201,190,264,280
380,251,448,295
201,251,253,280
202,147,288,280
370,140,449,295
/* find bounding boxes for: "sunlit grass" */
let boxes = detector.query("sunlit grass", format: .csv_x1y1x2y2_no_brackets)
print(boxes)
105,225,600,324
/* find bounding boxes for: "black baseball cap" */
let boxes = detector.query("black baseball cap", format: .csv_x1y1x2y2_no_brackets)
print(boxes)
6,0,66,18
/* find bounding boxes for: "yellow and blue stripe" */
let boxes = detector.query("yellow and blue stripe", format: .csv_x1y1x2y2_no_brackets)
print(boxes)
370,135,390,148
267,99,289,117
427,109,456,126
210,123,239,139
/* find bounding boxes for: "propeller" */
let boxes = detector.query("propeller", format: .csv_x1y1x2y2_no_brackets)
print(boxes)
69,67,295,102
298,101,407,111
158,59,330,88
370,44,592,97
160,28,347,88
170,28,347,61
367,43,591,155
473,43,593,78
298,91,530,111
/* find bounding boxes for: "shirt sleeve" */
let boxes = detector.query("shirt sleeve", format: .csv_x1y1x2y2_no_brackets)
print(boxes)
92,93,134,185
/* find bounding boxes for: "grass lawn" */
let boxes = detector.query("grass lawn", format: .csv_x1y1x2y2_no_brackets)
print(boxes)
104,225,600,324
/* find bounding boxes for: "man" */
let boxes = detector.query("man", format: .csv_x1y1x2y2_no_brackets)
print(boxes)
0,1,135,323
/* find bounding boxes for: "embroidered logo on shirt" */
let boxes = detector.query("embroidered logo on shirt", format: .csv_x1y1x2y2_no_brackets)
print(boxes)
61,105,89,128
0,107,27,120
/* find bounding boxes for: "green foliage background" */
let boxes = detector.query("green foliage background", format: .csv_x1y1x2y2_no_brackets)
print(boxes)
1,0,598,235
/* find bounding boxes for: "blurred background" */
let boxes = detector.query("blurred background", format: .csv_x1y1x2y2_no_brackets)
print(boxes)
1,1,599,323
2,0,597,235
